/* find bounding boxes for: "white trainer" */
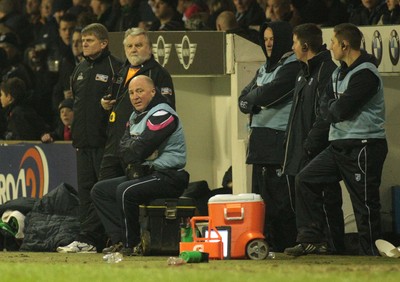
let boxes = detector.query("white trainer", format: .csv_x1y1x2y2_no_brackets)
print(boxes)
56,241,97,253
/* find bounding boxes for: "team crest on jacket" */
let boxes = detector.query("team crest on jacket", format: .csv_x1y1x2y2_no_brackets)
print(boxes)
355,173,361,182
161,87,172,95
95,74,109,82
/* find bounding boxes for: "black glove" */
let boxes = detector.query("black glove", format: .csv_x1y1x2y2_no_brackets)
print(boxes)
125,164,153,180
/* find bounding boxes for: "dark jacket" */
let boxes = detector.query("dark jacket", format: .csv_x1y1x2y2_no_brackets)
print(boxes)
71,50,122,148
238,21,300,164
113,3,143,31
19,183,80,252
283,47,337,176
349,1,386,26
103,55,175,159
4,103,49,140
380,5,400,25
235,1,265,29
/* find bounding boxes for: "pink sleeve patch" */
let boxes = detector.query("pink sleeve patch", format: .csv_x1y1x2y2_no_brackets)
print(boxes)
147,115,175,131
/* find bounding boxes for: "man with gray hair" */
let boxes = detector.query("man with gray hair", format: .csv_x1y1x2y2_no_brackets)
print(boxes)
99,27,175,181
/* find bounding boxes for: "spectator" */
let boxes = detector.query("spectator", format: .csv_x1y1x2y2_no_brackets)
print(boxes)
284,23,387,257
0,77,48,140
67,0,92,17
25,0,41,26
35,13,77,129
233,0,265,29
216,10,259,44
207,0,235,30
113,0,153,31
0,0,33,49
283,23,345,254
238,21,301,252
0,32,34,90
149,0,185,30
378,0,400,24
349,0,386,25
91,75,189,255
321,0,349,27
51,25,82,123
41,98,74,143
90,0,118,31
56,23,122,253
178,0,209,29
265,0,292,22
51,0,73,24
99,27,175,180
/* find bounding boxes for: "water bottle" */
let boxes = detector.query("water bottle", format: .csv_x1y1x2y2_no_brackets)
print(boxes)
179,251,209,263
267,252,276,259
167,257,186,266
103,252,123,263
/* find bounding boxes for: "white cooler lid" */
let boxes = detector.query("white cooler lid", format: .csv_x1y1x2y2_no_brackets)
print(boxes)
208,193,263,203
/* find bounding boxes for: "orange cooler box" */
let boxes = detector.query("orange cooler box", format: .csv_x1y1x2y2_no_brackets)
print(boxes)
208,193,265,259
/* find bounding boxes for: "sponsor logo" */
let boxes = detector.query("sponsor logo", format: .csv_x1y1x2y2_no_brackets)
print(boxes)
0,146,49,204
175,35,197,70
372,30,383,66
389,29,400,66
95,74,109,82
152,36,172,67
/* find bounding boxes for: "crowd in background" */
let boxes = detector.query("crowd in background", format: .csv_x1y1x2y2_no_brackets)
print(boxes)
0,0,399,141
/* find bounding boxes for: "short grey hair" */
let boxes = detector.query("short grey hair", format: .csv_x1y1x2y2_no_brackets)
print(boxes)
123,27,151,46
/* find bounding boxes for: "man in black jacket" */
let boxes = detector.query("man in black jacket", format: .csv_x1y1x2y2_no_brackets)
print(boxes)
57,23,122,253
285,23,387,256
99,27,175,181
282,23,344,254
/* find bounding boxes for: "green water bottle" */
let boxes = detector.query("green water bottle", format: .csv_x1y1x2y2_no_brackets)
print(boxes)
179,251,209,263
180,218,193,242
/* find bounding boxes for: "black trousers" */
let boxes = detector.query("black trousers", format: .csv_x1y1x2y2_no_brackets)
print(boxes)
295,140,387,256
252,164,297,252
75,147,106,247
98,154,125,181
288,175,345,253
91,170,189,248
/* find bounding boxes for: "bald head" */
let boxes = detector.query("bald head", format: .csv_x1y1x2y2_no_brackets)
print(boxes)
129,75,156,112
216,11,239,31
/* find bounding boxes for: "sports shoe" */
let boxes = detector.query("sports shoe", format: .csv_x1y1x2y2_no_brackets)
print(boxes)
102,242,123,254
120,247,133,256
284,242,329,257
56,241,97,253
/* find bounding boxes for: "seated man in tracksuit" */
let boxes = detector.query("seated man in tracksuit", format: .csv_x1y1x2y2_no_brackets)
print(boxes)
91,75,189,255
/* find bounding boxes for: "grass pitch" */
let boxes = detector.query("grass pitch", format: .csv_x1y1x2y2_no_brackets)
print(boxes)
0,252,400,282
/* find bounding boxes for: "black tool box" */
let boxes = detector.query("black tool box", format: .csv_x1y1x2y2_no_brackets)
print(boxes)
139,197,196,255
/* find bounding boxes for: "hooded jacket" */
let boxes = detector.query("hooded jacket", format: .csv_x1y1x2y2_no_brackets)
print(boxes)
238,21,301,164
